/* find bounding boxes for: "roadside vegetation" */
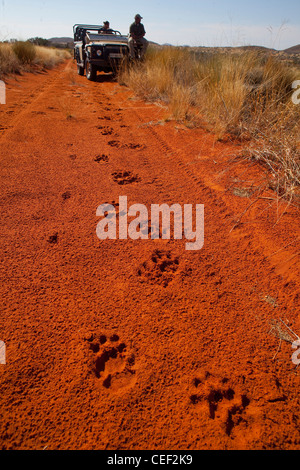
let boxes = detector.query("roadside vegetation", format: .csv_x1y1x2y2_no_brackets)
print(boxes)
0,41,70,78
119,46,300,201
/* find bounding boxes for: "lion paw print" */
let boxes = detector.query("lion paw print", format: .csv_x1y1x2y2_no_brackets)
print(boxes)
86,333,136,392
137,249,180,287
190,371,251,436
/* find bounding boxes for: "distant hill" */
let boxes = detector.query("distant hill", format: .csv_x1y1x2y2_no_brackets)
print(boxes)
284,45,300,54
45,38,300,56
48,37,73,44
238,45,275,52
48,37,74,48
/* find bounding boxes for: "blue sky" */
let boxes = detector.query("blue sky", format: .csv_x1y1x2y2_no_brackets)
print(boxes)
0,0,299,49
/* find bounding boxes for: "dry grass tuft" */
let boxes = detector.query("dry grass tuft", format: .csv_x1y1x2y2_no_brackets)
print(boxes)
34,46,70,68
0,41,71,78
0,43,20,75
12,41,36,64
119,46,300,200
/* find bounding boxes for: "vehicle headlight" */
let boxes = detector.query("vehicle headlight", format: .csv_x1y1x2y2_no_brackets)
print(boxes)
96,50,102,56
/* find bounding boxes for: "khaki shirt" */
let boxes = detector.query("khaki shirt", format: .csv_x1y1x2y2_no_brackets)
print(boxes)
129,22,146,38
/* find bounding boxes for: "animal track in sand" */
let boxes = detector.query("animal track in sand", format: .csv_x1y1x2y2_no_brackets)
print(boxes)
108,140,121,148
47,233,58,244
102,200,128,221
86,333,136,391
94,154,109,163
62,191,71,200
124,143,145,150
97,126,114,135
189,371,252,436
98,116,111,121
112,170,141,185
0,125,11,133
137,249,180,287
107,140,145,150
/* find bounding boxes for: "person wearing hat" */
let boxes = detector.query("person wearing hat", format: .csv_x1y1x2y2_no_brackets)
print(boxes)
128,14,148,59
98,21,113,34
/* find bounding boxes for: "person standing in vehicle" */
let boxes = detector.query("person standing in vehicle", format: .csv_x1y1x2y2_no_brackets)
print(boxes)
128,14,148,59
98,21,113,34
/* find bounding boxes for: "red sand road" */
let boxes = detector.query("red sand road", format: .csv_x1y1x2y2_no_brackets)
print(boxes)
0,59,300,450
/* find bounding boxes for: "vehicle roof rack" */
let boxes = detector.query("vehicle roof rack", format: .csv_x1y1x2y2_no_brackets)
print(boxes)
73,24,102,33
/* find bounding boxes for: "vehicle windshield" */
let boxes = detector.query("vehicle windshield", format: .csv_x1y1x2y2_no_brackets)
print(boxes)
86,32,127,41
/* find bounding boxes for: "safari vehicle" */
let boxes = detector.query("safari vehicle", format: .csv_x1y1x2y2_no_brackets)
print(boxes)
73,24,129,80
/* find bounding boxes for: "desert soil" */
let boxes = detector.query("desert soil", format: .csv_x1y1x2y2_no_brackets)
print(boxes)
0,59,299,450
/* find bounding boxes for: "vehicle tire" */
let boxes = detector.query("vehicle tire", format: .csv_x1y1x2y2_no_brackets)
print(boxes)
77,64,84,76
85,60,96,81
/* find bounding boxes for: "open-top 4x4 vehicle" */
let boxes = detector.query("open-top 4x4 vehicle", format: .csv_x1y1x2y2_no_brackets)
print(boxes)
73,24,129,80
